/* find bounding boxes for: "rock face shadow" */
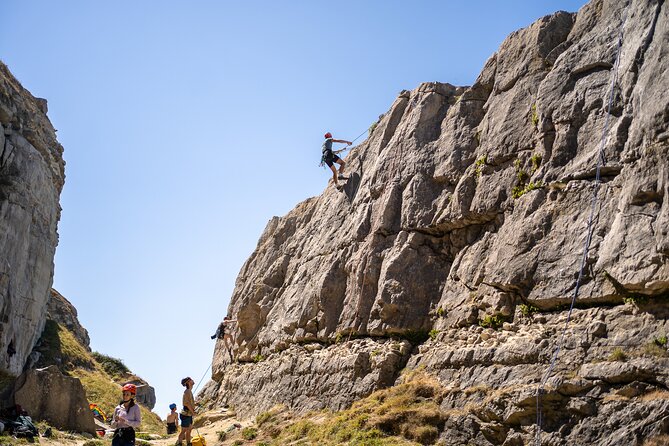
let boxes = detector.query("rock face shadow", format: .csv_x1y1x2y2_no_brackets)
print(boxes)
343,159,363,203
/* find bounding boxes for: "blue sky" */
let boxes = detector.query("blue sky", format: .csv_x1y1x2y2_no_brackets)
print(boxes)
1,0,588,419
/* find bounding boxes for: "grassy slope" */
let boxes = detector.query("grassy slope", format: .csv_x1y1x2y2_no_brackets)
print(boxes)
249,370,447,446
33,321,164,434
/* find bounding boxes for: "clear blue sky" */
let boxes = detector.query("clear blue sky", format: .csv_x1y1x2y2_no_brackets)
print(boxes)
1,0,588,419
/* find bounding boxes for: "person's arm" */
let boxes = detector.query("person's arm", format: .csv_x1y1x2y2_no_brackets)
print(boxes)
125,404,141,428
332,139,352,145
110,407,120,428
186,392,197,415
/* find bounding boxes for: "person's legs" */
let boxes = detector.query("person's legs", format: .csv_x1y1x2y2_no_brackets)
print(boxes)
177,415,186,444
223,334,234,360
185,426,193,445
336,159,346,177
329,165,339,186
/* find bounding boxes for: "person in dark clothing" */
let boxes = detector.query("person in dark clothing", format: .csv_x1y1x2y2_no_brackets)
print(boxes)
111,384,141,446
322,132,351,188
166,403,178,435
211,316,237,361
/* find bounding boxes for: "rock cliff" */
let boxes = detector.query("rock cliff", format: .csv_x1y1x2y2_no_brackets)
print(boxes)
0,63,161,433
0,61,64,376
203,0,669,444
46,288,91,351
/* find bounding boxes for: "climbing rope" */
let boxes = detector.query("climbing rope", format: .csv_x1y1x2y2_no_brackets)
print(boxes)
193,361,212,396
333,128,370,155
534,3,630,444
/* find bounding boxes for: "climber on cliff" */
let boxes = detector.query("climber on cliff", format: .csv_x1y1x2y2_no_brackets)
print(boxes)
211,316,237,361
321,132,352,189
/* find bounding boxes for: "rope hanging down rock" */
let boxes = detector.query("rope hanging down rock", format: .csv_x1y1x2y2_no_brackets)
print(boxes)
534,2,631,444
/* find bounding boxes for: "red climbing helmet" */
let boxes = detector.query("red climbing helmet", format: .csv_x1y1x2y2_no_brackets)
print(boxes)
324,132,332,138
122,383,137,395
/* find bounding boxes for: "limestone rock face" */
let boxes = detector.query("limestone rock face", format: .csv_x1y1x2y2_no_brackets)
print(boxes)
13,366,96,434
0,62,64,376
207,0,669,443
47,289,91,351
128,381,156,411
203,339,412,417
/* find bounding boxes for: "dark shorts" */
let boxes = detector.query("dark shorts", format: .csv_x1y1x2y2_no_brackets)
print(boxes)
167,422,177,434
323,150,340,167
180,414,193,427
112,427,135,446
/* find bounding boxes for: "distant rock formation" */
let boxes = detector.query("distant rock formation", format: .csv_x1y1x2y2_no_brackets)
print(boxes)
203,0,669,444
0,61,64,376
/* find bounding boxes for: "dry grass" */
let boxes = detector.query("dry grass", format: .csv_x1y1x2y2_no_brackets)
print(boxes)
32,321,164,435
259,371,447,445
35,320,95,370
608,347,628,362
602,393,631,403
463,384,492,395
643,434,669,446
640,390,669,402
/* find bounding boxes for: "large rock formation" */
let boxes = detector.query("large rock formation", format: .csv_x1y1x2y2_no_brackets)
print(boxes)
204,0,669,444
47,289,91,351
0,61,64,376
13,366,96,434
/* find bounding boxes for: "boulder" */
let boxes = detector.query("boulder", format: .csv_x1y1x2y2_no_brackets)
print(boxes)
13,366,96,434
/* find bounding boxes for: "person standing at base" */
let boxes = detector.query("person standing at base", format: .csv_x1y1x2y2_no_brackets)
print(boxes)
166,403,179,435
322,132,351,188
176,377,196,446
111,384,141,446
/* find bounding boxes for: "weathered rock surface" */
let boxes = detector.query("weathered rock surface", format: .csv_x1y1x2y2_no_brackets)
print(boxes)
202,338,413,417
13,366,96,434
0,61,64,376
47,289,91,351
206,0,669,443
128,380,156,410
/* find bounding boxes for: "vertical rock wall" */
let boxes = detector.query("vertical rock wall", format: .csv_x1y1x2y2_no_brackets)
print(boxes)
204,1,669,443
0,62,65,376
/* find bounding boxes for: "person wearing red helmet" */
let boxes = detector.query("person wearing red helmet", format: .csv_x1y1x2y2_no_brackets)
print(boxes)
322,132,352,189
111,383,141,446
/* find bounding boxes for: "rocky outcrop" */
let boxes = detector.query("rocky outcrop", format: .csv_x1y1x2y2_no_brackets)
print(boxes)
206,0,669,443
13,366,96,434
127,380,156,410
0,61,64,376
47,289,90,351
202,338,413,416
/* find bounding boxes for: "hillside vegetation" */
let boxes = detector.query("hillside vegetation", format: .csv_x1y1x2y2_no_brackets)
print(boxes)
33,320,164,434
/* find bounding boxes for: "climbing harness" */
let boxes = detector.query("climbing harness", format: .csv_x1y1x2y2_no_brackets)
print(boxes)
534,3,630,444
319,128,370,167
